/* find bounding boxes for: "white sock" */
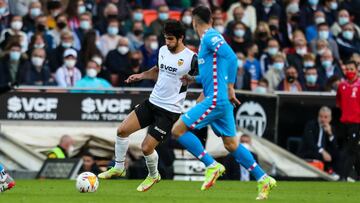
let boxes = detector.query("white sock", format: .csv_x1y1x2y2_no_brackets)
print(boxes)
114,137,129,170
144,151,159,178
207,161,217,168
257,174,268,182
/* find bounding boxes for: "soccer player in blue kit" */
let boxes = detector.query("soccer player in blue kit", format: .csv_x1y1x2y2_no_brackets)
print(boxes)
172,6,276,200
0,164,15,193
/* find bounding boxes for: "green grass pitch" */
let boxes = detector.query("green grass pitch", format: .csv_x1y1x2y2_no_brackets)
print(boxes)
1,180,359,203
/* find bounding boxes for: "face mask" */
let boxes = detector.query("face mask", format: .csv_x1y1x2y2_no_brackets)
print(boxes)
11,21,23,30
80,20,91,30
65,59,76,68
107,26,119,36
346,71,357,81
34,43,45,49
78,5,86,14
237,59,243,67
133,12,143,21
10,51,21,61
31,56,44,67
273,62,284,71
330,2,338,10
62,42,72,48
318,30,329,40
86,68,98,78
306,75,317,84
296,47,307,56
343,31,354,40
308,0,319,6
131,58,140,67
57,21,67,29
317,48,325,55
150,41,158,50
254,86,267,94
133,29,143,36
286,3,299,14
0,7,6,15
159,12,169,21
182,15,192,25
286,75,296,83
68,145,75,156
338,17,349,26
30,8,41,18
214,25,225,34
322,60,332,68
234,29,245,37
304,61,315,68
267,47,278,56
315,17,325,24
118,46,129,55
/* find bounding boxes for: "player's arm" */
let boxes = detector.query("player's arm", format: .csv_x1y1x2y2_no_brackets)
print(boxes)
125,66,159,83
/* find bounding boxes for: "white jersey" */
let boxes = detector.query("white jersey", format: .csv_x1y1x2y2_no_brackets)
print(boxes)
149,45,197,113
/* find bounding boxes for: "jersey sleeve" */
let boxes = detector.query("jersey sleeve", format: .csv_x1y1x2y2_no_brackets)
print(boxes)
203,33,226,52
189,54,198,76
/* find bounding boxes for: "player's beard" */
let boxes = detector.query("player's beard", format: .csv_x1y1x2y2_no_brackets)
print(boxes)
167,40,178,53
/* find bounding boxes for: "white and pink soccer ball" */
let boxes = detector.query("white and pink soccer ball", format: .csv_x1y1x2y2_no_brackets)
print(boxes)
76,172,99,193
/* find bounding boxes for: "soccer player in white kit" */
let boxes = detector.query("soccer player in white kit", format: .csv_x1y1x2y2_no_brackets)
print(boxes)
98,20,198,192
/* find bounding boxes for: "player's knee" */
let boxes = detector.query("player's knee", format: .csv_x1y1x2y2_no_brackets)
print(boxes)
141,142,154,155
224,141,238,152
171,123,183,138
117,125,129,137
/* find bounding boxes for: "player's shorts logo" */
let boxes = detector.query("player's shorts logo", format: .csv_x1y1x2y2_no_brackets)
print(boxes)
235,101,267,137
178,59,184,66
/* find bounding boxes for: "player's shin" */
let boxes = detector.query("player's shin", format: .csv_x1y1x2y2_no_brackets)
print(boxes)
231,144,267,181
177,131,216,167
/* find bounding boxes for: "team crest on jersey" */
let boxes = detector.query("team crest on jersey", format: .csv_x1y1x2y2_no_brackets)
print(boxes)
178,59,184,66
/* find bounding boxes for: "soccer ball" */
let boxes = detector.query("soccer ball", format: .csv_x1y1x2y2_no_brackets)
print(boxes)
76,172,99,193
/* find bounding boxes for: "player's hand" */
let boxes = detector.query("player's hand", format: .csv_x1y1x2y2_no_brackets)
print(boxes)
323,123,333,136
228,86,240,106
180,74,195,85
321,150,332,162
125,73,143,83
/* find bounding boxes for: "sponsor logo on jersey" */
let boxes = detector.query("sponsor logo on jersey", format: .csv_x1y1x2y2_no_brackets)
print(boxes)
178,59,184,66
160,63,177,73
235,101,267,137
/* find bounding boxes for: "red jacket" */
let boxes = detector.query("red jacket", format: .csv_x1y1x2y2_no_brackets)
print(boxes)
336,78,360,124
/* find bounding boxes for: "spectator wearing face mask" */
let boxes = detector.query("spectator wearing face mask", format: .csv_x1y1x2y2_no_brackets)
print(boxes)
260,38,280,75
287,38,308,81
74,59,111,92
330,9,360,37
95,3,124,35
45,0,63,30
302,66,322,91
0,41,29,86
299,0,324,30
49,30,77,73
336,23,360,62
277,66,302,92
140,33,158,73
22,48,54,86
48,13,69,47
27,15,56,52
78,30,102,73
255,0,282,23
149,5,170,38
28,33,49,58
310,23,340,61
317,49,343,87
0,0,10,34
22,1,43,33
226,0,257,33
305,10,327,43
264,53,285,92
253,78,269,94
303,53,317,70
213,18,226,36
105,37,131,86
180,8,199,48
229,21,251,54
99,18,121,57
244,43,262,90
73,12,98,50
0,15,28,52
65,0,86,30
54,48,82,87
254,22,272,56
123,5,148,34
234,52,251,90
126,21,145,51
323,0,339,26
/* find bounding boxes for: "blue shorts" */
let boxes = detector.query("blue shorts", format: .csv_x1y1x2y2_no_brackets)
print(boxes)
181,98,236,137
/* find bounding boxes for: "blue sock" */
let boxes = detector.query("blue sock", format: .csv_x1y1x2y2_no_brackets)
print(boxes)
177,131,215,167
232,144,266,181
0,164,3,172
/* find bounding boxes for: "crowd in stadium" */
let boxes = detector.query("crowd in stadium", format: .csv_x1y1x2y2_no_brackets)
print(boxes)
0,0,359,92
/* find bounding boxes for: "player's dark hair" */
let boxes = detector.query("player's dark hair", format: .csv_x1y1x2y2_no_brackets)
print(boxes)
344,60,357,67
192,6,212,24
163,19,185,40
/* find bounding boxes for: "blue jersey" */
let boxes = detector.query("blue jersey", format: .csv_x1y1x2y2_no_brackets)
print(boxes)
195,28,237,105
